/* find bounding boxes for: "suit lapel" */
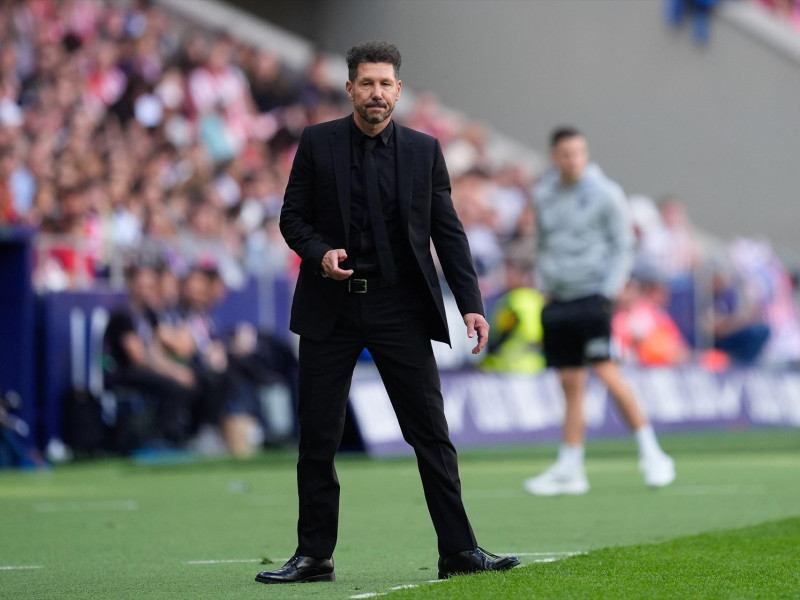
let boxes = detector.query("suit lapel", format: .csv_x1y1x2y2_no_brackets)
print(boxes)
331,117,351,244
395,124,414,231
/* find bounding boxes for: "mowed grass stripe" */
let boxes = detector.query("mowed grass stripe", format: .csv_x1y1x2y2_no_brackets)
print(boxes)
386,517,800,600
0,429,798,599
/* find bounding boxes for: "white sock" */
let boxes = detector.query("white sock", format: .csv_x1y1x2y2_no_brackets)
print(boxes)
556,444,585,471
635,424,663,458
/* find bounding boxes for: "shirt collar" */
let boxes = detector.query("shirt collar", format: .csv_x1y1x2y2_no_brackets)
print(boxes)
350,114,394,146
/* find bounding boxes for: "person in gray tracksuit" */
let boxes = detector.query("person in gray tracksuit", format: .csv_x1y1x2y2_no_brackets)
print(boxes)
535,162,633,304
524,126,676,496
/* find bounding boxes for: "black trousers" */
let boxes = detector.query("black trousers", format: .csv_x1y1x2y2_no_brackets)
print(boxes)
295,278,477,558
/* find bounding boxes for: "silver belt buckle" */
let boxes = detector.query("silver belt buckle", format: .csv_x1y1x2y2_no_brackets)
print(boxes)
348,278,368,293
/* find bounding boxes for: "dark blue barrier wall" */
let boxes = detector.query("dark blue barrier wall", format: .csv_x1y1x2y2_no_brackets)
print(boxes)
271,276,293,342
667,275,698,348
38,290,126,447
215,277,260,332
0,227,37,436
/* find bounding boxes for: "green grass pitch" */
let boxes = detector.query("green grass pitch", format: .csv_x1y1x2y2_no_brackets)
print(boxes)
0,429,798,599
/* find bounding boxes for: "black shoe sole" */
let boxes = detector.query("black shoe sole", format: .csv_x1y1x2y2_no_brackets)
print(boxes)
495,556,521,571
255,572,335,584
438,557,521,579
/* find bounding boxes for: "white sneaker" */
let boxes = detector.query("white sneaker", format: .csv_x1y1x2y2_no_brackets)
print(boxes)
640,452,676,488
524,464,590,496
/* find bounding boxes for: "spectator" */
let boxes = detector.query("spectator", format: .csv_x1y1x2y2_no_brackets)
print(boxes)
756,0,800,32
103,264,198,449
629,195,670,282
665,0,720,43
708,261,771,365
450,172,504,294
444,121,491,177
658,195,697,281
0,174,16,224
403,91,460,143
296,53,346,108
0,144,35,217
727,238,800,365
481,256,546,374
613,278,691,366
246,49,299,112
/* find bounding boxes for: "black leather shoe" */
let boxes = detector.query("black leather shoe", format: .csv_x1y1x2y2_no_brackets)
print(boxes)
255,555,335,584
438,547,520,579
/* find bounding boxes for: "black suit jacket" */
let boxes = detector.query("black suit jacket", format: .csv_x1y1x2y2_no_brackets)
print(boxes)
280,115,483,344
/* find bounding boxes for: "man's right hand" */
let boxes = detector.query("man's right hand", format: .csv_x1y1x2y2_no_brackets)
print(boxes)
321,249,354,280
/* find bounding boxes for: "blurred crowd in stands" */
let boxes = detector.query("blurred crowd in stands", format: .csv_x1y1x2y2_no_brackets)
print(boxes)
2,0,800,455
665,0,720,43
756,0,800,31
614,196,800,369
666,1,800,43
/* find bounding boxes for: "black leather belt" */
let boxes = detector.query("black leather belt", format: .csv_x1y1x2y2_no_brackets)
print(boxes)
346,276,393,293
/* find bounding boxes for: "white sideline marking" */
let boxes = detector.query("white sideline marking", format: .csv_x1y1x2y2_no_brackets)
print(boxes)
185,559,262,565
389,584,418,590
500,551,584,557
185,557,289,565
34,500,139,513
662,485,767,496
0,565,43,571
348,551,581,598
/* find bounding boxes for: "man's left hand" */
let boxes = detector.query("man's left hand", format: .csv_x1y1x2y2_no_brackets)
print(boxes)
463,313,490,355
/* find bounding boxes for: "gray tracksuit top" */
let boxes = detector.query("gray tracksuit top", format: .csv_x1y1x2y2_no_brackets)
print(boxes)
533,163,634,301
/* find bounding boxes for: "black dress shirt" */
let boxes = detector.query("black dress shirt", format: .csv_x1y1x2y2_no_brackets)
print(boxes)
347,117,412,277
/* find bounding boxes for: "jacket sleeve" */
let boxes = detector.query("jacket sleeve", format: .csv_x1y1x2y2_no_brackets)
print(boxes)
279,126,333,274
429,139,484,316
601,186,635,298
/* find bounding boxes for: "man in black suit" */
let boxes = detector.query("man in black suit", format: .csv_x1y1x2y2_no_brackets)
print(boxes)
255,41,519,584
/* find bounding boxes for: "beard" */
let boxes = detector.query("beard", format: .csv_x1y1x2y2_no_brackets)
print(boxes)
357,101,394,124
